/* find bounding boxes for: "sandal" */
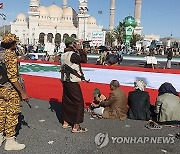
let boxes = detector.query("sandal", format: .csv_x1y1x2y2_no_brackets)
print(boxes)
85,108,92,113
72,126,88,133
145,121,162,130
62,124,71,129
91,113,103,119
175,133,180,139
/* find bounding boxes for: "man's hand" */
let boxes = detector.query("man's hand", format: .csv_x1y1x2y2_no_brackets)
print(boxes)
73,42,80,50
91,102,99,108
21,91,29,101
95,96,101,102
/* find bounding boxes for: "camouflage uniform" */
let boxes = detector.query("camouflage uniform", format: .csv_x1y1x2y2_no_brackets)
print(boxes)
0,49,21,137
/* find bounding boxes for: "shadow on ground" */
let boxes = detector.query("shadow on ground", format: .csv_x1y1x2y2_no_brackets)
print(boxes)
49,98,63,124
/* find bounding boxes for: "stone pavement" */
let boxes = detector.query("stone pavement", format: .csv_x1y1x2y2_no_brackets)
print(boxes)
0,98,179,154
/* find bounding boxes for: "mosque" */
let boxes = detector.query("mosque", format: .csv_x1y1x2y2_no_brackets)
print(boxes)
11,0,143,46
11,0,103,46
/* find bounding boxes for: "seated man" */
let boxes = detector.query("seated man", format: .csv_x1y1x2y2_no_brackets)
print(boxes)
128,80,151,121
155,82,180,122
95,80,127,120
89,88,106,117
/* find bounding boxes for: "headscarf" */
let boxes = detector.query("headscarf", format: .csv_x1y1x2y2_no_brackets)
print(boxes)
158,82,178,96
134,80,146,91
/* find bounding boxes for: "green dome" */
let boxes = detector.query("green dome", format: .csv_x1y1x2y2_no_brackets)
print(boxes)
123,16,137,28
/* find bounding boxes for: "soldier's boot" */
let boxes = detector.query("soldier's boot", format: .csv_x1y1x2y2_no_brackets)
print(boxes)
4,136,25,151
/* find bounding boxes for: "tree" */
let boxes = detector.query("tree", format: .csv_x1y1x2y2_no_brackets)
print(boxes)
113,22,124,45
105,31,115,46
130,33,143,47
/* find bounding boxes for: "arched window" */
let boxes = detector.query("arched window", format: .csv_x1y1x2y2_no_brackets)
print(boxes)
55,33,61,45
47,33,53,43
71,34,77,38
63,33,69,42
39,32,45,45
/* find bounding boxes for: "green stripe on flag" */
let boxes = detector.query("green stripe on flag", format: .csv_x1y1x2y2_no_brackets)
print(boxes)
20,64,60,73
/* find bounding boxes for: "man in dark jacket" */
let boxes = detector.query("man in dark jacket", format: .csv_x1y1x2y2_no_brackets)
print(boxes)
128,80,151,120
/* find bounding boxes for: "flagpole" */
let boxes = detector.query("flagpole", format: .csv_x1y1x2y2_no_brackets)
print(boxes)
0,13,6,35
3,24,5,34
0,3,6,35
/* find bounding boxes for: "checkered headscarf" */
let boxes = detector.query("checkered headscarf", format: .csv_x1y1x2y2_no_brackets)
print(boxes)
134,80,147,91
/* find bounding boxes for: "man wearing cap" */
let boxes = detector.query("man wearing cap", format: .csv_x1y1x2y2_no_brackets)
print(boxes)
61,37,88,133
0,33,29,150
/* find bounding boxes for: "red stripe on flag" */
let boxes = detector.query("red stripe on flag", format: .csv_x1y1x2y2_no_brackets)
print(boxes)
0,3,3,9
22,74,165,107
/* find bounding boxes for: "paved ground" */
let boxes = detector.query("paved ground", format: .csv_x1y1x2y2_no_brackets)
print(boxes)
0,98,179,154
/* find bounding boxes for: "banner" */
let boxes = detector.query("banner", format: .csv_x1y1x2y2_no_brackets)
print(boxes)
89,31,106,47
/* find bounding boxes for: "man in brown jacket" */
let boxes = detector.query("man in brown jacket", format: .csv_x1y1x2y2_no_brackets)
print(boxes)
99,80,127,120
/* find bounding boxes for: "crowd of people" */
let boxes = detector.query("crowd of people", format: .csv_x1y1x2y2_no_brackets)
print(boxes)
0,33,180,151
95,46,177,70
89,80,180,127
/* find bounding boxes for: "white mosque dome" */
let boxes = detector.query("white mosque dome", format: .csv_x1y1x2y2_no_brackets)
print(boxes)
16,13,26,21
47,4,63,18
63,7,77,17
38,6,50,17
88,16,96,25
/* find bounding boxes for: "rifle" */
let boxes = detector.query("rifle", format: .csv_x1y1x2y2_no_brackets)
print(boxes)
24,99,32,108
62,64,90,82
18,75,32,108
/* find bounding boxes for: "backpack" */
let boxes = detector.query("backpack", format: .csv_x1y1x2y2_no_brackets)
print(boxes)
0,50,9,85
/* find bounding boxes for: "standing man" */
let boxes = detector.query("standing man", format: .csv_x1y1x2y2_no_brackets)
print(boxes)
0,33,29,150
166,48,173,69
61,37,88,133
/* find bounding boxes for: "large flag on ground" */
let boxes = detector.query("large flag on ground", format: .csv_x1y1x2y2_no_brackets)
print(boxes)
0,3,3,9
19,60,180,106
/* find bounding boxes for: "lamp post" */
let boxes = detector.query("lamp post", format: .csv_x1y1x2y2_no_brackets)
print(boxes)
98,10,102,25
83,10,86,41
55,26,57,34
32,33,35,45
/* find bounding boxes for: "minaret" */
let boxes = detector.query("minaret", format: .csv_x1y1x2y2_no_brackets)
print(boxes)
78,0,89,40
29,0,39,13
28,0,40,45
109,0,115,30
134,0,143,35
62,0,67,9
134,0,142,27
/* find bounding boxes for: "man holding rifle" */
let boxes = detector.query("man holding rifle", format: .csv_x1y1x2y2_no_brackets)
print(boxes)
61,37,88,133
0,33,29,151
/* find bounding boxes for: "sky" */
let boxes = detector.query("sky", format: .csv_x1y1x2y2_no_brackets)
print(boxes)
0,0,180,38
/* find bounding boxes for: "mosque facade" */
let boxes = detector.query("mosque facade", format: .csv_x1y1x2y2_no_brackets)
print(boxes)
11,0,103,46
